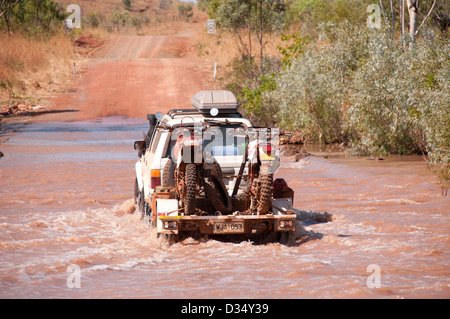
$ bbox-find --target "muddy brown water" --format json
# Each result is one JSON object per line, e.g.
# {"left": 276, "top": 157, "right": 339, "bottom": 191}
{"left": 0, "top": 117, "right": 448, "bottom": 299}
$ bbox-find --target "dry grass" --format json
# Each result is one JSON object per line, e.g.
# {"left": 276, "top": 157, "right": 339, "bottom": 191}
{"left": 194, "top": 28, "right": 279, "bottom": 64}
{"left": 0, "top": 35, "right": 47, "bottom": 93}
{"left": 185, "top": 11, "right": 288, "bottom": 80}
{"left": 188, "top": 22, "right": 287, "bottom": 90}
{"left": 0, "top": 33, "right": 79, "bottom": 104}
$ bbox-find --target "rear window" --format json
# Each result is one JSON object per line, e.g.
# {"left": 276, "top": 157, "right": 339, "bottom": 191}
{"left": 205, "top": 125, "right": 246, "bottom": 156}
{"left": 165, "top": 125, "right": 247, "bottom": 158}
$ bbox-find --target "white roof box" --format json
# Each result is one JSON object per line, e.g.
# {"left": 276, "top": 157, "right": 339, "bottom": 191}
{"left": 191, "top": 90, "right": 239, "bottom": 113}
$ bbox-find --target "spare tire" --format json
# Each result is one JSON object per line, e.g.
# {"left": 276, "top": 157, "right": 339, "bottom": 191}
{"left": 204, "top": 175, "right": 231, "bottom": 214}
{"left": 162, "top": 159, "right": 175, "bottom": 187}
{"left": 202, "top": 154, "right": 230, "bottom": 214}
{"left": 203, "top": 153, "right": 223, "bottom": 179}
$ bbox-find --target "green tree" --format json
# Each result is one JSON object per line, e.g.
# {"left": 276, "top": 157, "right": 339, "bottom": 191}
{"left": 0, "top": 0, "right": 20, "bottom": 33}
{"left": 239, "top": 32, "right": 305, "bottom": 126}
{"left": 0, "top": 0, "right": 65, "bottom": 35}
{"left": 209, "top": 0, "right": 289, "bottom": 71}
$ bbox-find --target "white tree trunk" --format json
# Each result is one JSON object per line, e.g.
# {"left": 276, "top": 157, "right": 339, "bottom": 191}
{"left": 400, "top": 0, "right": 405, "bottom": 47}
{"left": 405, "top": 0, "right": 418, "bottom": 42}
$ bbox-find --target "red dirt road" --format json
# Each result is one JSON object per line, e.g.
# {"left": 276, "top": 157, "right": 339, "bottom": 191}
{"left": 50, "top": 33, "right": 213, "bottom": 121}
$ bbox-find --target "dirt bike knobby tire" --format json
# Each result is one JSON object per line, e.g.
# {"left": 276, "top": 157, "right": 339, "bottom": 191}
{"left": 257, "top": 165, "right": 273, "bottom": 214}
{"left": 184, "top": 163, "right": 197, "bottom": 215}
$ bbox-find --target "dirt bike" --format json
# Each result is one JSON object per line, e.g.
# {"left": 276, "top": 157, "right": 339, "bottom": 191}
{"left": 235, "top": 128, "right": 281, "bottom": 215}
{"left": 162, "top": 124, "right": 231, "bottom": 215}
{"left": 249, "top": 129, "right": 278, "bottom": 214}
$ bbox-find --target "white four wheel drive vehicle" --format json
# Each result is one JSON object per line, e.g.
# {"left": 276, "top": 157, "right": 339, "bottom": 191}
{"left": 133, "top": 90, "right": 296, "bottom": 241}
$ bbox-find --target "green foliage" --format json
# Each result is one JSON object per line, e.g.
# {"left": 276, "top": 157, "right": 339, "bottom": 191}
{"left": 213, "top": 0, "right": 289, "bottom": 33}
{"left": 206, "top": 0, "right": 290, "bottom": 59}
{"left": 240, "top": 73, "right": 277, "bottom": 126}
{"left": 292, "top": 0, "right": 371, "bottom": 26}
{"left": 198, "top": 0, "right": 222, "bottom": 17}
{"left": 214, "top": 0, "right": 251, "bottom": 31}
{"left": 348, "top": 27, "right": 449, "bottom": 158}
{"left": 177, "top": 3, "right": 193, "bottom": 20}
{"left": 122, "top": 0, "right": 131, "bottom": 11}
{"left": 83, "top": 12, "right": 105, "bottom": 29}
{"left": 206, "top": 0, "right": 448, "bottom": 167}
{"left": 217, "top": 53, "right": 278, "bottom": 126}
{"left": 130, "top": 16, "right": 141, "bottom": 30}
{"left": 277, "top": 31, "right": 306, "bottom": 69}
{"left": 237, "top": 32, "right": 306, "bottom": 126}
{"left": 110, "top": 10, "right": 129, "bottom": 31}
{"left": 265, "top": 22, "right": 449, "bottom": 165}
{"left": 271, "top": 49, "right": 347, "bottom": 143}
{"left": 211, "top": 0, "right": 294, "bottom": 126}
{"left": 219, "top": 55, "right": 260, "bottom": 96}
{"left": 0, "top": 0, "right": 65, "bottom": 36}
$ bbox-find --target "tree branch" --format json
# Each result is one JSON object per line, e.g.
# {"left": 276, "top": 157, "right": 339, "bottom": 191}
{"left": 379, "top": 0, "right": 387, "bottom": 20}
{"left": 415, "top": 0, "right": 436, "bottom": 35}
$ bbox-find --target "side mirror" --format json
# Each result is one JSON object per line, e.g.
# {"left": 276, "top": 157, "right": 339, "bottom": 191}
{"left": 134, "top": 141, "right": 146, "bottom": 151}
{"left": 155, "top": 112, "right": 163, "bottom": 120}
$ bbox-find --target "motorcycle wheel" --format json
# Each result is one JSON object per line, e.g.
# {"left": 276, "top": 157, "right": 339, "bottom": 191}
{"left": 257, "top": 165, "right": 273, "bottom": 214}
{"left": 184, "top": 163, "right": 197, "bottom": 215}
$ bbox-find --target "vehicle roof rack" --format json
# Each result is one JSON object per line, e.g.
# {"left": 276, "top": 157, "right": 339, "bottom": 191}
{"left": 191, "top": 90, "right": 239, "bottom": 114}
{"left": 167, "top": 108, "right": 199, "bottom": 117}
{"left": 166, "top": 108, "right": 244, "bottom": 119}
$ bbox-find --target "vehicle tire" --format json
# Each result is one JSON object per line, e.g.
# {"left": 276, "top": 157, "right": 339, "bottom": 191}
{"left": 140, "top": 187, "right": 146, "bottom": 218}
{"left": 278, "top": 230, "right": 295, "bottom": 245}
{"left": 134, "top": 178, "right": 140, "bottom": 206}
{"left": 257, "top": 165, "right": 273, "bottom": 214}
{"left": 204, "top": 175, "right": 231, "bottom": 214}
{"left": 184, "top": 163, "right": 197, "bottom": 215}
{"left": 162, "top": 159, "right": 175, "bottom": 187}
{"left": 203, "top": 153, "right": 223, "bottom": 179}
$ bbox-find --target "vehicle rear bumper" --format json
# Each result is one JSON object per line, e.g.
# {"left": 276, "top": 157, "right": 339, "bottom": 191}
{"left": 157, "top": 214, "right": 296, "bottom": 235}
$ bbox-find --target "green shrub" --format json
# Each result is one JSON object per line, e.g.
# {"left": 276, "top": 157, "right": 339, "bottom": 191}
{"left": 177, "top": 3, "right": 193, "bottom": 20}
{"left": 123, "top": 0, "right": 131, "bottom": 11}
{"left": 110, "top": 10, "right": 129, "bottom": 31}
{"left": 0, "top": 0, "right": 66, "bottom": 37}
{"left": 263, "top": 22, "right": 449, "bottom": 164}
{"left": 83, "top": 12, "right": 105, "bottom": 29}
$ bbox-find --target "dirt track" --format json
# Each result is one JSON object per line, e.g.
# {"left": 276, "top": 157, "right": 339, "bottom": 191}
{"left": 50, "top": 33, "right": 213, "bottom": 121}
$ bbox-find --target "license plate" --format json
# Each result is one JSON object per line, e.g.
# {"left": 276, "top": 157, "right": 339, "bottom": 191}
{"left": 213, "top": 221, "right": 244, "bottom": 234}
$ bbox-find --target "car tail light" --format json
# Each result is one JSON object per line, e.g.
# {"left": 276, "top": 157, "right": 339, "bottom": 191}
{"left": 151, "top": 169, "right": 161, "bottom": 188}
{"left": 260, "top": 143, "right": 272, "bottom": 155}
